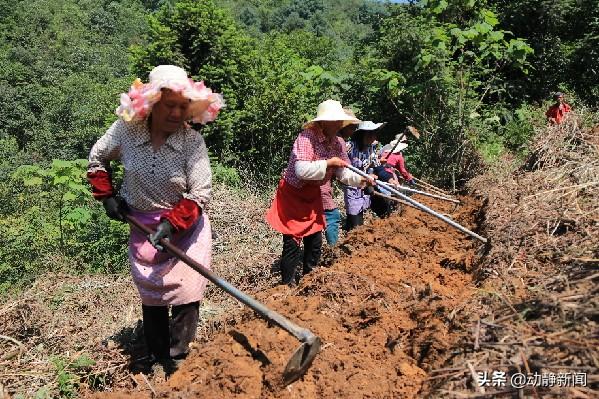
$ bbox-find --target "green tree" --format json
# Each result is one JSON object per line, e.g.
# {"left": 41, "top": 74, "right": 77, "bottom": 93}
{"left": 488, "top": 0, "right": 599, "bottom": 105}
{"left": 13, "top": 159, "right": 91, "bottom": 250}
{"left": 351, "top": 1, "right": 532, "bottom": 186}
{"left": 130, "top": 0, "right": 255, "bottom": 156}
{"left": 130, "top": 0, "right": 352, "bottom": 186}
{"left": 0, "top": 0, "right": 147, "bottom": 158}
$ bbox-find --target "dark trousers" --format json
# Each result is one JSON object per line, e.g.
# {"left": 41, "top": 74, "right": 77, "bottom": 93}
{"left": 280, "top": 232, "right": 322, "bottom": 285}
{"left": 371, "top": 194, "right": 392, "bottom": 218}
{"left": 142, "top": 301, "right": 200, "bottom": 361}
{"left": 346, "top": 212, "right": 364, "bottom": 231}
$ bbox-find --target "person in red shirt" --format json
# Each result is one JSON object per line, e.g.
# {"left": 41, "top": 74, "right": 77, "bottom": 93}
{"left": 380, "top": 137, "right": 415, "bottom": 187}
{"left": 546, "top": 92, "right": 571, "bottom": 125}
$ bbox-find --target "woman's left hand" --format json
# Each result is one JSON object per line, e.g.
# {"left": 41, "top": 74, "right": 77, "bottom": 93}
{"left": 148, "top": 220, "right": 174, "bottom": 252}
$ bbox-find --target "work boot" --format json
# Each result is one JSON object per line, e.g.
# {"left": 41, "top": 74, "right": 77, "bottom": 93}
{"left": 161, "top": 358, "right": 179, "bottom": 377}
{"left": 280, "top": 235, "right": 301, "bottom": 285}
{"left": 170, "top": 302, "right": 199, "bottom": 360}
{"left": 142, "top": 305, "right": 170, "bottom": 361}
{"left": 130, "top": 355, "right": 155, "bottom": 374}
{"left": 149, "top": 357, "right": 179, "bottom": 380}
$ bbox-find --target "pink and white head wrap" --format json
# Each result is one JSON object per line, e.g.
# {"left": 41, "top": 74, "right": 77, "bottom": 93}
{"left": 116, "top": 65, "right": 225, "bottom": 124}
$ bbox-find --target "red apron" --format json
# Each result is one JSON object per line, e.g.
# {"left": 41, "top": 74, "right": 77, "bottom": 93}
{"left": 265, "top": 179, "right": 325, "bottom": 241}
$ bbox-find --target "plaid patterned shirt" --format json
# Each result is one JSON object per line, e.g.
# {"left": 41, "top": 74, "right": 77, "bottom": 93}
{"left": 283, "top": 126, "right": 350, "bottom": 191}
{"left": 347, "top": 140, "right": 383, "bottom": 172}
{"left": 320, "top": 179, "right": 336, "bottom": 211}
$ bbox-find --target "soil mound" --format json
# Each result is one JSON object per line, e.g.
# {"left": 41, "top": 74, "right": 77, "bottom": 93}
{"left": 96, "top": 196, "right": 483, "bottom": 398}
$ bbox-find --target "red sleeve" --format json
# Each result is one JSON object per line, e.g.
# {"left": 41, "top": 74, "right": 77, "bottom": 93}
{"left": 564, "top": 103, "right": 571, "bottom": 112}
{"left": 386, "top": 153, "right": 400, "bottom": 168}
{"left": 87, "top": 170, "right": 113, "bottom": 200}
{"left": 396, "top": 153, "right": 413, "bottom": 181}
{"left": 162, "top": 198, "right": 201, "bottom": 231}
{"left": 546, "top": 105, "right": 556, "bottom": 118}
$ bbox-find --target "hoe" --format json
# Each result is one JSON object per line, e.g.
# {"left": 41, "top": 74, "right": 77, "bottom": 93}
{"left": 125, "top": 214, "right": 321, "bottom": 385}
{"left": 347, "top": 165, "right": 488, "bottom": 244}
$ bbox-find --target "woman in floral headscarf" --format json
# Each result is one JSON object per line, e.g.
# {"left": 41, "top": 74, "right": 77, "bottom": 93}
{"left": 87, "top": 65, "right": 224, "bottom": 371}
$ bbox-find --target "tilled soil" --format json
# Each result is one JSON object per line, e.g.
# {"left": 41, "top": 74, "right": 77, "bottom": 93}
{"left": 97, "top": 195, "right": 484, "bottom": 398}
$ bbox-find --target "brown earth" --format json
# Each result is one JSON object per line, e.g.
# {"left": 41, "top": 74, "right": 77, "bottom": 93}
{"left": 93, "top": 195, "right": 485, "bottom": 398}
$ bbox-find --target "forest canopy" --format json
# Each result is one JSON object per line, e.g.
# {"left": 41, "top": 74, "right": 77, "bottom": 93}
{"left": 0, "top": 0, "right": 597, "bottom": 292}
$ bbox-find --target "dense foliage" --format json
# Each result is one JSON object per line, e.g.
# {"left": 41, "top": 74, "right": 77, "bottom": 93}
{"left": 0, "top": 0, "right": 597, "bottom": 293}
{"left": 351, "top": 1, "right": 539, "bottom": 184}
{"left": 0, "top": 0, "right": 149, "bottom": 292}
{"left": 489, "top": 0, "right": 599, "bottom": 106}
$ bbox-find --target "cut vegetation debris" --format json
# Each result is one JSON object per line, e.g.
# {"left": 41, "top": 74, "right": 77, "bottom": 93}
{"left": 430, "top": 118, "right": 598, "bottom": 398}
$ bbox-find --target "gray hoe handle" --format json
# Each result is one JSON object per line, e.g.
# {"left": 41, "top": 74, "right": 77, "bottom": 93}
{"left": 347, "top": 165, "right": 487, "bottom": 243}
{"left": 125, "top": 215, "right": 322, "bottom": 385}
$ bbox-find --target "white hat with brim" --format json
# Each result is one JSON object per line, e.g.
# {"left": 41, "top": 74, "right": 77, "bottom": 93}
{"left": 385, "top": 140, "right": 409, "bottom": 154}
{"left": 356, "top": 121, "right": 387, "bottom": 131}
{"left": 149, "top": 65, "right": 225, "bottom": 123}
{"left": 304, "top": 99, "right": 360, "bottom": 128}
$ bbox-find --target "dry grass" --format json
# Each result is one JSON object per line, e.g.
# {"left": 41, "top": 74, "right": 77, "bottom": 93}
{"left": 426, "top": 114, "right": 599, "bottom": 397}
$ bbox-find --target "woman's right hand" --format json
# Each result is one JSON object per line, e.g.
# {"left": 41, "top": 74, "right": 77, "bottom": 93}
{"left": 326, "top": 157, "right": 348, "bottom": 168}
{"left": 102, "top": 196, "right": 129, "bottom": 222}
{"left": 360, "top": 174, "right": 377, "bottom": 188}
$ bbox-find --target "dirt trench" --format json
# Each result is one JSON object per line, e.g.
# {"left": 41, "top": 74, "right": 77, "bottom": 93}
{"left": 96, "top": 195, "right": 484, "bottom": 398}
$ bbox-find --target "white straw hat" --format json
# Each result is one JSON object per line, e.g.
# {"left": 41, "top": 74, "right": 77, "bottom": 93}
{"left": 386, "top": 139, "right": 409, "bottom": 153}
{"left": 305, "top": 99, "right": 360, "bottom": 128}
{"left": 116, "top": 65, "right": 225, "bottom": 124}
{"left": 148, "top": 65, "right": 188, "bottom": 87}
{"left": 356, "top": 121, "right": 387, "bottom": 131}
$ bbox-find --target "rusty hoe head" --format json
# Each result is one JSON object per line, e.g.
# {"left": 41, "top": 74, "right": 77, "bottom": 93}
{"left": 406, "top": 125, "right": 421, "bottom": 139}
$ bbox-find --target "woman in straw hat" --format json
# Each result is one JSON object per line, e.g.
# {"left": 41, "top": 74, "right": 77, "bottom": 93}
{"left": 344, "top": 121, "right": 390, "bottom": 230}
{"left": 87, "top": 65, "right": 224, "bottom": 371}
{"left": 380, "top": 134, "right": 415, "bottom": 186}
{"left": 266, "top": 99, "right": 373, "bottom": 286}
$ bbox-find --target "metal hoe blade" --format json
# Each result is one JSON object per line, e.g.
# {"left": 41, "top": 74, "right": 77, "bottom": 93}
{"left": 283, "top": 334, "right": 322, "bottom": 385}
